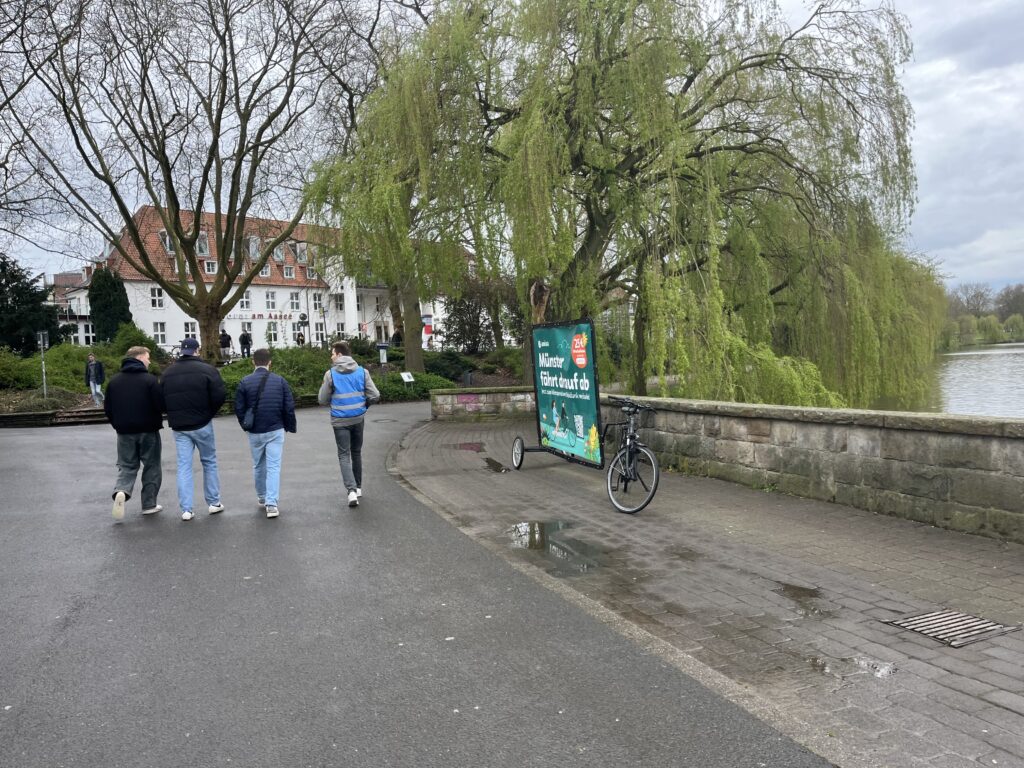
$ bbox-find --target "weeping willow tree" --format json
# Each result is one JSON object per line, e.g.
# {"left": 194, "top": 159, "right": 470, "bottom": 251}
{"left": 312, "top": 0, "right": 945, "bottom": 406}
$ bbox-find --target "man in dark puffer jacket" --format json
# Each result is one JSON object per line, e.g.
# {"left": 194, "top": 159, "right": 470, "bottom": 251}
{"left": 234, "top": 348, "right": 297, "bottom": 518}
{"left": 104, "top": 346, "right": 164, "bottom": 522}
{"left": 160, "top": 337, "right": 227, "bottom": 521}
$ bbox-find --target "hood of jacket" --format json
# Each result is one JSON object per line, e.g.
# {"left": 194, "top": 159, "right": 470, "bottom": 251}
{"left": 119, "top": 357, "right": 150, "bottom": 374}
{"left": 331, "top": 356, "right": 360, "bottom": 374}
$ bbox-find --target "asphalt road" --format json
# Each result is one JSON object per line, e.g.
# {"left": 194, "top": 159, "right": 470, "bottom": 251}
{"left": 0, "top": 403, "right": 831, "bottom": 767}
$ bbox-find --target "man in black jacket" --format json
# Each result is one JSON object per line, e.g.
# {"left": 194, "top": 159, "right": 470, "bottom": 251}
{"left": 160, "top": 337, "right": 227, "bottom": 521}
{"left": 234, "top": 348, "right": 297, "bottom": 518}
{"left": 104, "top": 346, "right": 164, "bottom": 522}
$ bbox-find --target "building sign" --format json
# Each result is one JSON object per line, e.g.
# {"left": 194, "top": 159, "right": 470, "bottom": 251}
{"left": 531, "top": 319, "right": 603, "bottom": 468}
{"left": 225, "top": 312, "right": 295, "bottom": 321}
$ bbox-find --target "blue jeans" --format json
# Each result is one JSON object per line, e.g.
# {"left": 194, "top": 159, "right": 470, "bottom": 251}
{"left": 248, "top": 429, "right": 285, "bottom": 506}
{"left": 89, "top": 380, "right": 104, "bottom": 406}
{"left": 332, "top": 420, "right": 364, "bottom": 492}
{"left": 173, "top": 422, "right": 221, "bottom": 513}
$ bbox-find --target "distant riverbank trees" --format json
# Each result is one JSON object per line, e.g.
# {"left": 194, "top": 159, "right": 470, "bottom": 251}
{"left": 310, "top": 0, "right": 945, "bottom": 409}
{"left": 940, "top": 283, "right": 1024, "bottom": 349}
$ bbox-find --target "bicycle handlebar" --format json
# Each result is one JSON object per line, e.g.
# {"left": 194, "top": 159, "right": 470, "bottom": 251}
{"left": 606, "top": 395, "right": 656, "bottom": 412}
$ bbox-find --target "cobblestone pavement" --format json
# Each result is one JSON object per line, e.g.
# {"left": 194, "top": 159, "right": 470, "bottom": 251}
{"left": 393, "top": 418, "right": 1024, "bottom": 768}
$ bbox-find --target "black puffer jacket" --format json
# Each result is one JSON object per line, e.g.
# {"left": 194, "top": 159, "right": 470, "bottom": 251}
{"left": 160, "top": 356, "right": 226, "bottom": 431}
{"left": 104, "top": 358, "right": 163, "bottom": 434}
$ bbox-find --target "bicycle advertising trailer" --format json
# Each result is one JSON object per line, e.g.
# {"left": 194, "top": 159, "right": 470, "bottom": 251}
{"left": 511, "top": 319, "right": 661, "bottom": 513}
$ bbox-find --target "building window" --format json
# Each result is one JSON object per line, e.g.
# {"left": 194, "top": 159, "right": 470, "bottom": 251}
{"left": 197, "top": 231, "right": 210, "bottom": 256}
{"left": 266, "top": 321, "right": 278, "bottom": 344}
{"left": 159, "top": 230, "right": 174, "bottom": 254}
{"left": 273, "top": 243, "right": 286, "bottom": 262}
{"left": 333, "top": 293, "right": 344, "bottom": 312}
{"left": 375, "top": 296, "right": 385, "bottom": 312}
{"left": 313, "top": 293, "right": 322, "bottom": 311}
{"left": 83, "top": 323, "right": 95, "bottom": 345}
{"left": 204, "top": 261, "right": 217, "bottom": 274}
{"left": 153, "top": 322, "right": 166, "bottom": 344}
{"left": 150, "top": 287, "right": 164, "bottom": 308}
{"left": 307, "top": 265, "right": 318, "bottom": 280}
{"left": 289, "top": 292, "right": 300, "bottom": 310}
{"left": 315, "top": 322, "right": 325, "bottom": 343}
{"left": 265, "top": 291, "right": 276, "bottom": 310}
{"left": 241, "top": 321, "right": 252, "bottom": 334}
{"left": 291, "top": 322, "right": 302, "bottom": 337}
{"left": 240, "top": 290, "right": 251, "bottom": 310}
{"left": 284, "top": 265, "right": 294, "bottom": 279}
{"left": 294, "top": 241, "right": 307, "bottom": 264}
{"left": 184, "top": 322, "right": 197, "bottom": 339}
{"left": 246, "top": 235, "right": 260, "bottom": 261}
{"left": 259, "top": 263, "right": 270, "bottom": 277}
{"left": 356, "top": 293, "right": 362, "bottom": 312}
{"left": 335, "top": 322, "right": 345, "bottom": 336}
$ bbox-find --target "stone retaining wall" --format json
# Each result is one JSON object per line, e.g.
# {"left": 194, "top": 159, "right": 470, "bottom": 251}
{"left": 431, "top": 386, "right": 1024, "bottom": 543}
{"left": 627, "top": 397, "right": 1024, "bottom": 545}
{"left": 430, "top": 386, "right": 536, "bottom": 420}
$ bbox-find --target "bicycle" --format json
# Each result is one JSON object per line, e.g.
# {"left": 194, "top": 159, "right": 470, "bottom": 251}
{"left": 602, "top": 396, "right": 660, "bottom": 514}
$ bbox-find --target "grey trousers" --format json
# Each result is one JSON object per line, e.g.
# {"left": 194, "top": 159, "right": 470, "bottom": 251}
{"left": 114, "top": 432, "right": 162, "bottom": 509}
{"left": 332, "top": 421, "right": 365, "bottom": 492}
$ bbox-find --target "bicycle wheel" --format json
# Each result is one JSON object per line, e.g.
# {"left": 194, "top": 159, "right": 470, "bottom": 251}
{"left": 568, "top": 428, "right": 576, "bottom": 448}
{"left": 511, "top": 436, "right": 525, "bottom": 470}
{"left": 606, "top": 445, "right": 659, "bottom": 514}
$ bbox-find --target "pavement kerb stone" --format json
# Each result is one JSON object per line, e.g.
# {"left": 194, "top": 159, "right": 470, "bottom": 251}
{"left": 391, "top": 417, "right": 1024, "bottom": 768}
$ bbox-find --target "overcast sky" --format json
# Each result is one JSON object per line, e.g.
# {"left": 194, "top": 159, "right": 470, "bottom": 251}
{"left": 15, "top": 0, "right": 1024, "bottom": 290}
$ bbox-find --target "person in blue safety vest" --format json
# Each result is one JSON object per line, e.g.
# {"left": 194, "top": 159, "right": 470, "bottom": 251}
{"left": 318, "top": 340, "right": 380, "bottom": 508}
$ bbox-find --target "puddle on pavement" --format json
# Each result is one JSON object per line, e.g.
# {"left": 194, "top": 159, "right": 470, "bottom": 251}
{"left": 445, "top": 442, "right": 486, "bottom": 452}
{"left": 508, "top": 521, "right": 605, "bottom": 575}
{"left": 665, "top": 546, "right": 702, "bottom": 562}
{"left": 484, "top": 457, "right": 510, "bottom": 473}
{"left": 775, "top": 582, "right": 836, "bottom": 618}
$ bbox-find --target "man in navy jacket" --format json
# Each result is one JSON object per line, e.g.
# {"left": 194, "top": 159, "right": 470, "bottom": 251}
{"left": 104, "top": 346, "right": 164, "bottom": 521}
{"left": 234, "top": 348, "right": 297, "bottom": 518}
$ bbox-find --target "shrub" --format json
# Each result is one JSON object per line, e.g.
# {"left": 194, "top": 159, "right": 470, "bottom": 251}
{"left": 375, "top": 371, "right": 454, "bottom": 402}
{"left": 0, "top": 346, "right": 37, "bottom": 389}
{"left": 424, "top": 350, "right": 477, "bottom": 381}
{"left": 481, "top": 346, "right": 523, "bottom": 378}
{"left": 4, "top": 386, "right": 81, "bottom": 412}
{"left": 112, "top": 323, "right": 171, "bottom": 363}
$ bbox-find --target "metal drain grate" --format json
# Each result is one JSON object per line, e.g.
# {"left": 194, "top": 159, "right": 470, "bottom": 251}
{"left": 886, "top": 610, "right": 1021, "bottom": 648}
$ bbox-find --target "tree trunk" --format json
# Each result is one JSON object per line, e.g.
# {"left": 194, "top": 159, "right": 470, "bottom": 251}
{"left": 630, "top": 294, "right": 648, "bottom": 396}
{"left": 198, "top": 308, "right": 223, "bottom": 363}
{"left": 402, "top": 285, "right": 425, "bottom": 372}
{"left": 487, "top": 299, "right": 505, "bottom": 349}
{"left": 523, "top": 278, "right": 551, "bottom": 386}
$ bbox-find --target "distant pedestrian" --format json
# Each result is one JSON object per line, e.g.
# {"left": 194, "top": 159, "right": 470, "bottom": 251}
{"left": 234, "top": 348, "right": 297, "bottom": 519}
{"left": 219, "top": 329, "right": 232, "bottom": 359}
{"left": 295, "top": 331, "right": 305, "bottom": 347}
{"left": 318, "top": 340, "right": 380, "bottom": 508}
{"left": 104, "top": 346, "right": 164, "bottom": 521}
{"left": 239, "top": 330, "right": 253, "bottom": 358}
{"left": 160, "top": 337, "right": 227, "bottom": 521}
{"left": 85, "top": 352, "right": 105, "bottom": 406}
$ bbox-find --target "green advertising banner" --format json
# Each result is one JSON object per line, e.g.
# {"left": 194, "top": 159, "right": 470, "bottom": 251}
{"left": 531, "top": 319, "right": 603, "bottom": 468}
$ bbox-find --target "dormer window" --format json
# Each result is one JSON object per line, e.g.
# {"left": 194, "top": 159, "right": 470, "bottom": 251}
{"left": 197, "top": 231, "right": 210, "bottom": 256}
{"left": 204, "top": 261, "right": 217, "bottom": 275}
{"left": 159, "top": 230, "right": 174, "bottom": 254}
{"left": 259, "top": 263, "right": 270, "bottom": 277}
{"left": 294, "top": 241, "right": 307, "bottom": 264}
{"left": 273, "top": 243, "right": 287, "bottom": 262}
{"left": 284, "top": 265, "right": 295, "bottom": 279}
{"left": 246, "top": 235, "right": 260, "bottom": 261}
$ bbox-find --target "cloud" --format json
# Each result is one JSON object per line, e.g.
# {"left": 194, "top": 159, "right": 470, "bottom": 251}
{"left": 930, "top": 226, "right": 1024, "bottom": 289}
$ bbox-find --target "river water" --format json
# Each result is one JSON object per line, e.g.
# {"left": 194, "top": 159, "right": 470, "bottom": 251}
{"left": 893, "top": 343, "right": 1024, "bottom": 419}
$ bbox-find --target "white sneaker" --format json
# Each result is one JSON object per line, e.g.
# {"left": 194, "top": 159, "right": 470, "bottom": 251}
{"left": 142, "top": 504, "right": 162, "bottom": 515}
{"left": 208, "top": 503, "right": 225, "bottom": 515}
{"left": 112, "top": 491, "right": 126, "bottom": 521}
{"left": 347, "top": 490, "right": 359, "bottom": 507}
{"left": 181, "top": 510, "right": 195, "bottom": 521}
{"left": 266, "top": 505, "right": 279, "bottom": 518}
{"left": 356, "top": 488, "right": 362, "bottom": 498}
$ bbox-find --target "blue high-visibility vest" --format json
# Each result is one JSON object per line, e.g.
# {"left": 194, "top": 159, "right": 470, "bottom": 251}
{"left": 330, "top": 368, "right": 367, "bottom": 418}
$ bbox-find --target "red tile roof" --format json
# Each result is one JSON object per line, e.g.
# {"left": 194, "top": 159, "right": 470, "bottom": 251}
{"left": 104, "top": 205, "right": 331, "bottom": 289}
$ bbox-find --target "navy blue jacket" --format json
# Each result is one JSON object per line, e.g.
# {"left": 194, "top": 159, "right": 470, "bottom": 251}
{"left": 234, "top": 368, "right": 297, "bottom": 434}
